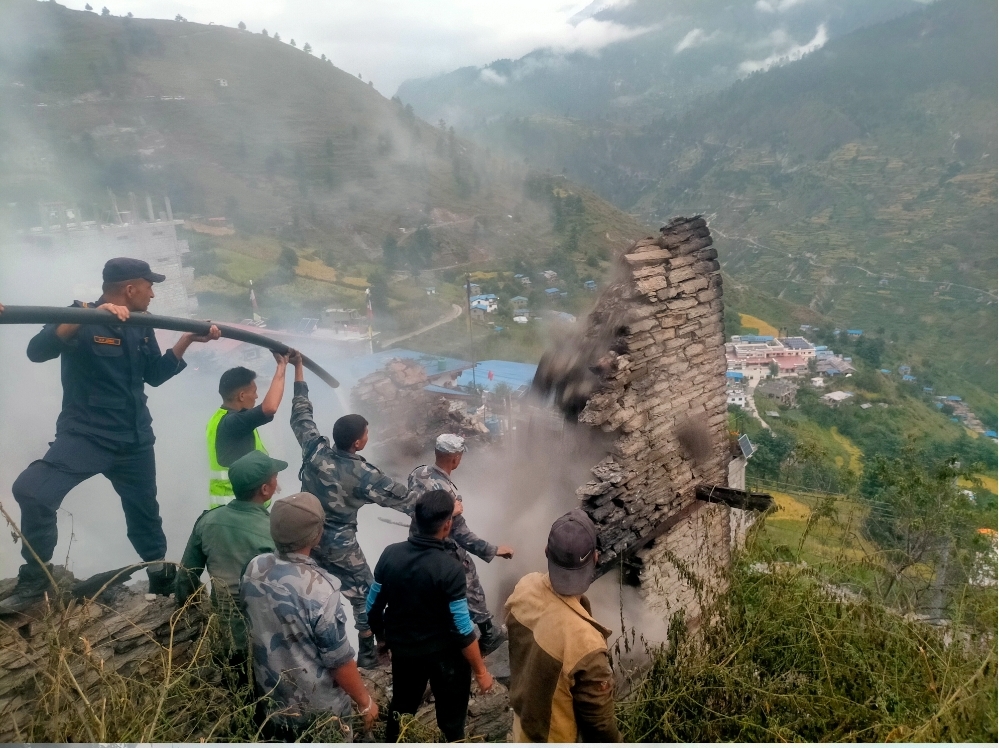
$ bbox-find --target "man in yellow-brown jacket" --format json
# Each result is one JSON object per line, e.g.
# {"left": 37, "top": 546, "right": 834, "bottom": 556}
{"left": 504, "top": 509, "right": 622, "bottom": 742}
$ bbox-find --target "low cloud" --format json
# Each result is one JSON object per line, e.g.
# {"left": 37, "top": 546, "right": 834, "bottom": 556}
{"left": 754, "top": 0, "right": 814, "bottom": 13}
{"left": 479, "top": 68, "right": 508, "bottom": 85}
{"left": 738, "top": 23, "right": 827, "bottom": 73}
{"left": 674, "top": 28, "right": 720, "bottom": 54}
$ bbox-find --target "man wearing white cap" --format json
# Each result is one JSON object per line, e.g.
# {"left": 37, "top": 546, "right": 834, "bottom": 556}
{"left": 407, "top": 433, "right": 514, "bottom": 656}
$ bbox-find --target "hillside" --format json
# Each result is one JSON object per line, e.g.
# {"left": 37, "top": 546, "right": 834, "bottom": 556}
{"left": 402, "top": 0, "right": 998, "bottom": 417}
{"left": 0, "top": 1, "right": 648, "bottom": 337}
{"left": 627, "top": 0, "right": 997, "bottom": 415}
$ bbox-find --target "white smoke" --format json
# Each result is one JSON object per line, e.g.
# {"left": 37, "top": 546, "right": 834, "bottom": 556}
{"left": 738, "top": 23, "right": 828, "bottom": 73}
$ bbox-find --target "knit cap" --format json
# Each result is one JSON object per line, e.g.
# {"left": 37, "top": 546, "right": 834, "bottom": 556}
{"left": 270, "top": 492, "right": 325, "bottom": 553}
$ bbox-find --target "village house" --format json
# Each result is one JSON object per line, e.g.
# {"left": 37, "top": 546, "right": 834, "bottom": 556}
{"left": 822, "top": 390, "right": 854, "bottom": 407}
{"left": 756, "top": 378, "right": 798, "bottom": 406}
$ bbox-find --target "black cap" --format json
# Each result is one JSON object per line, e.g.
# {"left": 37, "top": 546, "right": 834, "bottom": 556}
{"left": 546, "top": 508, "right": 598, "bottom": 596}
{"left": 103, "top": 257, "right": 166, "bottom": 284}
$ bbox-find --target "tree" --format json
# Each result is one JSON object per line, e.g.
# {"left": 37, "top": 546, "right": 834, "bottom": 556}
{"left": 101, "top": 6, "right": 110, "bottom": 16}
{"left": 278, "top": 246, "right": 299, "bottom": 271}
{"left": 768, "top": 361, "right": 780, "bottom": 378}
{"left": 289, "top": 39, "right": 296, "bottom": 47}
{"left": 175, "top": 14, "right": 186, "bottom": 22}
{"left": 85, "top": 3, "right": 93, "bottom": 10}
{"left": 127, "top": 11, "right": 133, "bottom": 17}
{"left": 367, "top": 269, "right": 390, "bottom": 314}
{"left": 261, "top": 28, "right": 268, "bottom": 36}
{"left": 860, "top": 451, "right": 982, "bottom": 603}
{"left": 382, "top": 234, "right": 400, "bottom": 270}
{"left": 320, "top": 53, "right": 326, "bottom": 62}
{"left": 273, "top": 32, "right": 280, "bottom": 41}
{"left": 303, "top": 42, "right": 312, "bottom": 55}
{"left": 408, "top": 227, "right": 436, "bottom": 275}
{"left": 237, "top": 21, "right": 245, "bottom": 30}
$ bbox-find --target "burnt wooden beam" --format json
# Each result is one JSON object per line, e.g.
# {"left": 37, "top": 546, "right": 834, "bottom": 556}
{"left": 696, "top": 484, "right": 774, "bottom": 513}
{"left": 594, "top": 499, "right": 703, "bottom": 580}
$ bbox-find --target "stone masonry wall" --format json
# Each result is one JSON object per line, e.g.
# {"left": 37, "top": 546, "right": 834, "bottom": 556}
{"left": 567, "top": 216, "right": 732, "bottom": 625}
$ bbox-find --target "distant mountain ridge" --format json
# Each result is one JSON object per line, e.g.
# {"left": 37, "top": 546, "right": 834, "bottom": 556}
{"left": 398, "top": 0, "right": 922, "bottom": 129}
{"left": 400, "top": 0, "right": 997, "bottom": 412}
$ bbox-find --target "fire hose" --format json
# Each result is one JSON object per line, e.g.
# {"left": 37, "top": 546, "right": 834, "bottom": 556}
{"left": 0, "top": 305, "right": 340, "bottom": 388}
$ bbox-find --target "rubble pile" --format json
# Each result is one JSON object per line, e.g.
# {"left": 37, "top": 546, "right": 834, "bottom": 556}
{"left": 0, "top": 570, "right": 206, "bottom": 741}
{"left": 352, "top": 358, "right": 489, "bottom": 456}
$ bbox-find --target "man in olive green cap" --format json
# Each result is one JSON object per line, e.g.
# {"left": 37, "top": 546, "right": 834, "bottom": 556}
{"left": 176, "top": 449, "right": 288, "bottom": 685}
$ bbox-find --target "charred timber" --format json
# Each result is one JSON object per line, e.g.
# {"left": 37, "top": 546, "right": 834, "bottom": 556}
{"left": 0, "top": 305, "right": 339, "bottom": 387}
{"left": 695, "top": 484, "right": 774, "bottom": 513}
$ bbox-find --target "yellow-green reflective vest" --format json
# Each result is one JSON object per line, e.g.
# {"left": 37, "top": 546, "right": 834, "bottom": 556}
{"left": 206, "top": 407, "right": 266, "bottom": 509}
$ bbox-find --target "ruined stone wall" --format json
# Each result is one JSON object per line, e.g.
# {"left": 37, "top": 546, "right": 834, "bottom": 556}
{"left": 570, "top": 216, "right": 732, "bottom": 626}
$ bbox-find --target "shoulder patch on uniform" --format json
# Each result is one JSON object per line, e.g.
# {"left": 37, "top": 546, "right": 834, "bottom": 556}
{"left": 94, "top": 336, "right": 121, "bottom": 345}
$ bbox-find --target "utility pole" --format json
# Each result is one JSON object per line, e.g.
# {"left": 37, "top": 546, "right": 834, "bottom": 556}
{"left": 465, "top": 273, "right": 477, "bottom": 388}
{"left": 365, "top": 287, "right": 374, "bottom": 355}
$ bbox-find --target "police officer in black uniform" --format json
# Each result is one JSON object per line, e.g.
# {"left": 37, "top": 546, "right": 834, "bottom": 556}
{"left": 0, "top": 258, "right": 221, "bottom": 614}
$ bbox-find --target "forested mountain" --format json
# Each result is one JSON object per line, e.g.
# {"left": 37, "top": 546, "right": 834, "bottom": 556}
{"left": 0, "top": 0, "right": 646, "bottom": 332}
{"left": 400, "top": 0, "right": 997, "bottom": 413}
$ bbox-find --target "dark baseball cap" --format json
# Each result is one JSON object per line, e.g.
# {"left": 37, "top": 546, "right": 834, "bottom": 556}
{"left": 228, "top": 450, "right": 288, "bottom": 497}
{"left": 103, "top": 257, "right": 166, "bottom": 284}
{"left": 546, "top": 508, "right": 598, "bottom": 596}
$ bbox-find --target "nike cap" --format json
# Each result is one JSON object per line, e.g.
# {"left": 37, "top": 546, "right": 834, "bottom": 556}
{"left": 546, "top": 508, "right": 598, "bottom": 596}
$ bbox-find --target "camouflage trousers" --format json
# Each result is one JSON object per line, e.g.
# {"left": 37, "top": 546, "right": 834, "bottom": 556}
{"left": 454, "top": 545, "right": 491, "bottom": 625}
{"left": 311, "top": 526, "right": 374, "bottom": 633}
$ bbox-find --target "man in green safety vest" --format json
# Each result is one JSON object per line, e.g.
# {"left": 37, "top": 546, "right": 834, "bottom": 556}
{"left": 207, "top": 351, "right": 296, "bottom": 508}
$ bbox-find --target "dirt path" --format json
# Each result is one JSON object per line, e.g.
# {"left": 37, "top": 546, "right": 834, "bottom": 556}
{"left": 379, "top": 303, "right": 463, "bottom": 346}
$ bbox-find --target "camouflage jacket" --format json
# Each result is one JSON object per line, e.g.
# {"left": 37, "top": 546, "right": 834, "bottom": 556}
{"left": 241, "top": 551, "right": 354, "bottom": 724}
{"left": 291, "top": 382, "right": 413, "bottom": 538}
{"left": 407, "top": 464, "right": 497, "bottom": 563}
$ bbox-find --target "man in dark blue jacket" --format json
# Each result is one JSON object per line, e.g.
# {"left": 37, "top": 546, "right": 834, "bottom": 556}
{"left": 367, "top": 489, "right": 494, "bottom": 742}
{"left": 0, "top": 258, "right": 220, "bottom": 614}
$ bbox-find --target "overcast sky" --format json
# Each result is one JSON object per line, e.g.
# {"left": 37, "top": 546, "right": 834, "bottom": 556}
{"left": 58, "top": 0, "right": 645, "bottom": 94}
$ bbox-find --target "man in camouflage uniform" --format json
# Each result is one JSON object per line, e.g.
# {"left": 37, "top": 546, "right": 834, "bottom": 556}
{"left": 408, "top": 433, "right": 514, "bottom": 656}
{"left": 290, "top": 355, "right": 414, "bottom": 668}
{"left": 241, "top": 492, "right": 377, "bottom": 739}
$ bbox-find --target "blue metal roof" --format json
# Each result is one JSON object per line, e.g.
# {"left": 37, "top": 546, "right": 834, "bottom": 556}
{"left": 726, "top": 371, "right": 745, "bottom": 379}
{"left": 336, "top": 349, "right": 472, "bottom": 389}
{"left": 902, "top": 375, "right": 917, "bottom": 382}
{"left": 985, "top": 430, "right": 997, "bottom": 438}
{"left": 545, "top": 287, "right": 560, "bottom": 294}
{"left": 847, "top": 329, "right": 863, "bottom": 335}
{"left": 947, "top": 395, "right": 962, "bottom": 401}
{"left": 456, "top": 360, "right": 538, "bottom": 393}
{"left": 511, "top": 296, "right": 528, "bottom": 302}
{"left": 424, "top": 384, "right": 476, "bottom": 398}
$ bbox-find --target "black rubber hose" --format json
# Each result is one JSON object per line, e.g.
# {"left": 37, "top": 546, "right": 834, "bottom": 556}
{"left": 0, "top": 305, "right": 340, "bottom": 388}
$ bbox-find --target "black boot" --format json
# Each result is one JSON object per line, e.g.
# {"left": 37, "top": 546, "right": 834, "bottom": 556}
{"left": 147, "top": 562, "right": 177, "bottom": 596}
{"left": 477, "top": 619, "right": 507, "bottom": 657}
{"left": 0, "top": 563, "right": 55, "bottom": 615}
{"left": 357, "top": 632, "right": 378, "bottom": 669}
